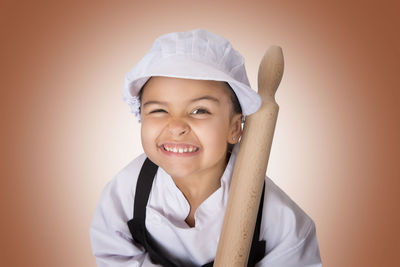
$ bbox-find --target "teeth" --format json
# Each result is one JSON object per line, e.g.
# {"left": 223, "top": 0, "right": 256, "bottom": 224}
{"left": 163, "top": 145, "right": 198, "bottom": 153}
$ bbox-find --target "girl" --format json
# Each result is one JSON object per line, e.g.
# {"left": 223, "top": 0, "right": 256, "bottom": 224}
{"left": 90, "top": 29, "right": 322, "bottom": 267}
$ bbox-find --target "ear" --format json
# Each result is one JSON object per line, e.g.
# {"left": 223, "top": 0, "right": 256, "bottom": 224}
{"left": 227, "top": 114, "right": 243, "bottom": 144}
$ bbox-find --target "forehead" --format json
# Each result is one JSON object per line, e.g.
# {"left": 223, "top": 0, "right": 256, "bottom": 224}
{"left": 141, "top": 76, "right": 231, "bottom": 101}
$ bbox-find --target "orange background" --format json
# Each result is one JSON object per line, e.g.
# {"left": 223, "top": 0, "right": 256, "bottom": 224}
{"left": 1, "top": 0, "right": 399, "bottom": 266}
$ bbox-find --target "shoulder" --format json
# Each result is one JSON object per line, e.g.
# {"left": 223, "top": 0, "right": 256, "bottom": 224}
{"left": 94, "top": 153, "right": 148, "bottom": 224}
{"left": 261, "top": 176, "right": 316, "bottom": 248}
{"left": 106, "top": 153, "right": 147, "bottom": 196}
{"left": 90, "top": 154, "right": 150, "bottom": 262}
{"left": 114, "top": 153, "right": 148, "bottom": 185}
{"left": 258, "top": 177, "right": 322, "bottom": 264}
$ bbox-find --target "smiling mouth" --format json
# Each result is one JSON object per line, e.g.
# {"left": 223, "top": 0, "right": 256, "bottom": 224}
{"left": 161, "top": 143, "right": 200, "bottom": 154}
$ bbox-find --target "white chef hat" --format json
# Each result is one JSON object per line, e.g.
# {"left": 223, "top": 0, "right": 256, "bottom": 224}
{"left": 123, "top": 29, "right": 261, "bottom": 120}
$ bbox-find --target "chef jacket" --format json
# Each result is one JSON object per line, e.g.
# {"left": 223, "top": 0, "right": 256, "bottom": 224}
{"left": 90, "top": 146, "right": 322, "bottom": 266}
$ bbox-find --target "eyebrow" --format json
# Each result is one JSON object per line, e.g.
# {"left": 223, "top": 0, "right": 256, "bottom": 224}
{"left": 190, "top": 96, "right": 220, "bottom": 104}
{"left": 142, "top": 96, "right": 220, "bottom": 107}
{"left": 142, "top": 100, "right": 167, "bottom": 107}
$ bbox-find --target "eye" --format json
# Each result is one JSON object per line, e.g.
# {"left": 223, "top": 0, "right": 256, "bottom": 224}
{"left": 191, "top": 108, "right": 211, "bottom": 115}
{"left": 149, "top": 109, "right": 167, "bottom": 114}
{"left": 147, "top": 108, "right": 168, "bottom": 115}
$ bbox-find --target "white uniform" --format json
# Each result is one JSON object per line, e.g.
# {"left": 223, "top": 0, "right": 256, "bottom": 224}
{"left": 90, "top": 146, "right": 322, "bottom": 267}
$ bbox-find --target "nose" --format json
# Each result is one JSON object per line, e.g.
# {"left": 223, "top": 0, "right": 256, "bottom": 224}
{"left": 167, "top": 119, "right": 190, "bottom": 137}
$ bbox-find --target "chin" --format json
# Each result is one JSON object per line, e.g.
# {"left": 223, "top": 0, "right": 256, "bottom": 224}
{"left": 160, "top": 163, "right": 196, "bottom": 179}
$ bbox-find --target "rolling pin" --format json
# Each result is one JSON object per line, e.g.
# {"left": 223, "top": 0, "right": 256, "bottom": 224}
{"left": 214, "top": 46, "right": 284, "bottom": 266}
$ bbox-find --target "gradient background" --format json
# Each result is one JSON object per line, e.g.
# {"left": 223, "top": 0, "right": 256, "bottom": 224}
{"left": 1, "top": 0, "right": 399, "bottom": 266}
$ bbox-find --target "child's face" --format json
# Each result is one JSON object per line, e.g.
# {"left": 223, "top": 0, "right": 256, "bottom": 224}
{"left": 140, "top": 77, "right": 242, "bottom": 181}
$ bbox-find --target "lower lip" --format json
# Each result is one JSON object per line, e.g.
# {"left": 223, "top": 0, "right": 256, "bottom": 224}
{"left": 159, "top": 147, "right": 201, "bottom": 157}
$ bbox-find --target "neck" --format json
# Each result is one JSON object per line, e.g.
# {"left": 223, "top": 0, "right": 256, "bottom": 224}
{"left": 172, "top": 152, "right": 231, "bottom": 227}
{"left": 173, "top": 161, "right": 225, "bottom": 205}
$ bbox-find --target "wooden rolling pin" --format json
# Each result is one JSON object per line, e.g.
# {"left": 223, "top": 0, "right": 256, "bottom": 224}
{"left": 214, "top": 46, "right": 284, "bottom": 266}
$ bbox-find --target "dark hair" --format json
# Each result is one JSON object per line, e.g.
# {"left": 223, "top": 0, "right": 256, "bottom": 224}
{"left": 225, "top": 82, "right": 242, "bottom": 115}
{"left": 224, "top": 82, "right": 242, "bottom": 153}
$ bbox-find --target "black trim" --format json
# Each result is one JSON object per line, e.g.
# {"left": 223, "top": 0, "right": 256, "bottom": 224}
{"left": 127, "top": 158, "right": 266, "bottom": 267}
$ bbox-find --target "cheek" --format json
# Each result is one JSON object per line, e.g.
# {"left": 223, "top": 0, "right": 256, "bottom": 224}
{"left": 195, "top": 118, "right": 230, "bottom": 151}
{"left": 140, "top": 120, "right": 161, "bottom": 153}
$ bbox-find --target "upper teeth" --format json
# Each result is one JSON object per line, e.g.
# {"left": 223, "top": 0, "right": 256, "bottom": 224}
{"left": 163, "top": 145, "right": 198, "bottom": 153}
